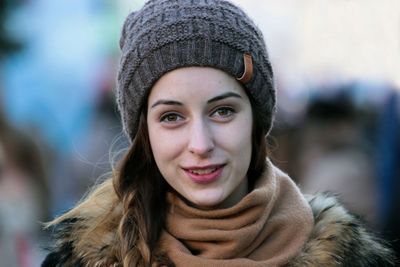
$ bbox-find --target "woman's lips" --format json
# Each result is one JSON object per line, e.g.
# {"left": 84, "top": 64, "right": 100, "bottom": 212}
{"left": 183, "top": 164, "right": 225, "bottom": 184}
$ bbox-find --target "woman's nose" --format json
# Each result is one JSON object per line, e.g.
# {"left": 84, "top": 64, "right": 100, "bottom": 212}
{"left": 188, "top": 119, "right": 215, "bottom": 156}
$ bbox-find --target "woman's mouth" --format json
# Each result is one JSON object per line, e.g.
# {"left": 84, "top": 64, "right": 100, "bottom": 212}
{"left": 188, "top": 167, "right": 218, "bottom": 175}
{"left": 183, "top": 165, "right": 225, "bottom": 184}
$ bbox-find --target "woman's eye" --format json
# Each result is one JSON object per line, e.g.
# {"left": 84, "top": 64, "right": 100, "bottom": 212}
{"left": 211, "top": 107, "right": 235, "bottom": 118}
{"left": 160, "top": 113, "right": 183, "bottom": 123}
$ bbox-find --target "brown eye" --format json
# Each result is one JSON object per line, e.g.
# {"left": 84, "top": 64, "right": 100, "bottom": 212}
{"left": 160, "top": 112, "right": 184, "bottom": 123}
{"left": 211, "top": 107, "right": 235, "bottom": 118}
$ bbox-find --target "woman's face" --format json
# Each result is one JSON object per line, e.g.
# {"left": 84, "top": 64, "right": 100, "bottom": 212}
{"left": 147, "top": 67, "right": 253, "bottom": 209}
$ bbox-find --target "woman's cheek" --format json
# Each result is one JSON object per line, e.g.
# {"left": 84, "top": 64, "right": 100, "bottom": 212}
{"left": 214, "top": 120, "right": 252, "bottom": 151}
{"left": 154, "top": 128, "right": 188, "bottom": 160}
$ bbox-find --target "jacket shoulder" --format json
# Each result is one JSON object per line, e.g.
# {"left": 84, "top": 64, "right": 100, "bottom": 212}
{"left": 42, "top": 218, "right": 85, "bottom": 267}
{"left": 42, "top": 180, "right": 122, "bottom": 266}
{"left": 288, "top": 193, "right": 397, "bottom": 267}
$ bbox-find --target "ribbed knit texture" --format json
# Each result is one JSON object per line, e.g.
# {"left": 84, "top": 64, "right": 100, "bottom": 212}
{"left": 160, "top": 160, "right": 314, "bottom": 266}
{"left": 117, "top": 0, "right": 276, "bottom": 141}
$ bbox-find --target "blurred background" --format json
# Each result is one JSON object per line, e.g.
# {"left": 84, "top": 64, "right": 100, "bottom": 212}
{"left": 0, "top": 0, "right": 399, "bottom": 266}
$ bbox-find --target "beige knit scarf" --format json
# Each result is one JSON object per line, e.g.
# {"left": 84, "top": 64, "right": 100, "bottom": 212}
{"left": 159, "top": 160, "right": 314, "bottom": 267}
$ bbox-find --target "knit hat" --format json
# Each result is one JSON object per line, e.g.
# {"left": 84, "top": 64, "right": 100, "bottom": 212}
{"left": 117, "top": 0, "right": 276, "bottom": 141}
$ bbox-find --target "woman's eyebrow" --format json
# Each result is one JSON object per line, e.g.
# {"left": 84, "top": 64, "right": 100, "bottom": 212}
{"left": 207, "top": 92, "right": 242, "bottom": 103}
{"left": 150, "top": 99, "right": 183, "bottom": 109}
{"left": 150, "top": 92, "right": 241, "bottom": 108}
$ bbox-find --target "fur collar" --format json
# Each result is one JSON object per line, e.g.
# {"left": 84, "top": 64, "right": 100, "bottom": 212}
{"left": 42, "top": 188, "right": 395, "bottom": 266}
{"left": 287, "top": 194, "right": 395, "bottom": 266}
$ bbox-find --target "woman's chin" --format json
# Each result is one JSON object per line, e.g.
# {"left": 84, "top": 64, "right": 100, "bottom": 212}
{"left": 185, "top": 191, "right": 225, "bottom": 210}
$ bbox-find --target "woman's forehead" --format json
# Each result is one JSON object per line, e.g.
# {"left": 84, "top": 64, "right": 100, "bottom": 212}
{"left": 148, "top": 67, "right": 248, "bottom": 103}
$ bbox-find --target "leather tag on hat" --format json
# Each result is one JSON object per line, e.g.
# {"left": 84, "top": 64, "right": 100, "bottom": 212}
{"left": 237, "top": 53, "right": 253, "bottom": 84}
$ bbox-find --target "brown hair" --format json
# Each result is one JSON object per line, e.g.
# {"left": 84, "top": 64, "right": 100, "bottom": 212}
{"left": 113, "top": 112, "right": 170, "bottom": 266}
{"left": 113, "top": 92, "right": 268, "bottom": 266}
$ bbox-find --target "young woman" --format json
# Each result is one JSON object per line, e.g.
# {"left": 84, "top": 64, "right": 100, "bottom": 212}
{"left": 42, "top": 0, "right": 395, "bottom": 266}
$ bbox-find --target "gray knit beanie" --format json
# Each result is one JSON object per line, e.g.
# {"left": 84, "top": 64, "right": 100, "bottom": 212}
{"left": 117, "top": 0, "right": 276, "bottom": 141}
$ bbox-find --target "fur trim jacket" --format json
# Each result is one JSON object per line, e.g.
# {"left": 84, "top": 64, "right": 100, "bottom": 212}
{"left": 42, "top": 187, "right": 396, "bottom": 267}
